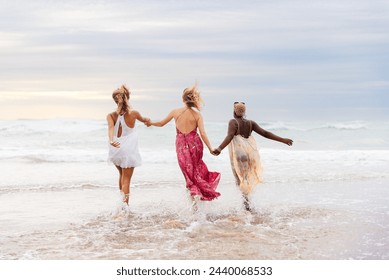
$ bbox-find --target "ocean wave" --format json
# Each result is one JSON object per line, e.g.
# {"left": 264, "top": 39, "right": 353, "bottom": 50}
{"left": 0, "top": 119, "right": 106, "bottom": 135}
{"left": 0, "top": 183, "right": 114, "bottom": 194}
{"left": 260, "top": 121, "right": 295, "bottom": 131}
{"left": 264, "top": 173, "right": 389, "bottom": 184}
{"left": 0, "top": 154, "right": 106, "bottom": 164}
{"left": 242, "top": 120, "right": 370, "bottom": 132}
{"left": 312, "top": 121, "right": 368, "bottom": 131}
{"left": 0, "top": 181, "right": 182, "bottom": 195}
{"left": 1, "top": 119, "right": 388, "bottom": 165}
{"left": 0, "top": 149, "right": 179, "bottom": 164}
{"left": 0, "top": 119, "right": 374, "bottom": 134}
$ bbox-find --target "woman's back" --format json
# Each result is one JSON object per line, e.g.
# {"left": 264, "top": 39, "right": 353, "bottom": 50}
{"left": 234, "top": 118, "right": 253, "bottom": 138}
{"left": 110, "top": 111, "right": 137, "bottom": 127}
{"left": 174, "top": 107, "right": 199, "bottom": 134}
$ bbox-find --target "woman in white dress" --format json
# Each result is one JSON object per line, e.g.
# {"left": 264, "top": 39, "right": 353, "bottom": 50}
{"left": 107, "top": 85, "right": 149, "bottom": 204}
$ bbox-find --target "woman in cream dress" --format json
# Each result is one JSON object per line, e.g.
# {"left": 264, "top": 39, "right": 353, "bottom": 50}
{"left": 213, "top": 102, "right": 293, "bottom": 211}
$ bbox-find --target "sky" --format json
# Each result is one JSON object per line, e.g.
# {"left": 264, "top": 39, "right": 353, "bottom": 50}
{"left": 0, "top": 0, "right": 388, "bottom": 121}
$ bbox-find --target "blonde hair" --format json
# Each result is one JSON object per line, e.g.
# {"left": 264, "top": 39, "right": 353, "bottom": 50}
{"left": 182, "top": 84, "right": 204, "bottom": 110}
{"left": 112, "top": 85, "right": 131, "bottom": 115}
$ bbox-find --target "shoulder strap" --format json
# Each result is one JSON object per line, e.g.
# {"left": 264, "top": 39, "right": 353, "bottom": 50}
{"left": 176, "top": 108, "right": 189, "bottom": 122}
{"left": 188, "top": 108, "right": 199, "bottom": 122}
{"left": 117, "top": 114, "right": 125, "bottom": 125}
{"left": 234, "top": 118, "right": 240, "bottom": 135}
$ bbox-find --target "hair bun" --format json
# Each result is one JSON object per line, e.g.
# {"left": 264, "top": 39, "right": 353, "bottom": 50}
{"left": 234, "top": 103, "right": 246, "bottom": 117}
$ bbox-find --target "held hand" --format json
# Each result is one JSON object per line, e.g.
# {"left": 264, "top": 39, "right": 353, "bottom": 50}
{"left": 144, "top": 119, "right": 152, "bottom": 127}
{"left": 211, "top": 148, "right": 221, "bottom": 156}
{"left": 284, "top": 138, "right": 293, "bottom": 146}
{"left": 110, "top": 141, "right": 120, "bottom": 148}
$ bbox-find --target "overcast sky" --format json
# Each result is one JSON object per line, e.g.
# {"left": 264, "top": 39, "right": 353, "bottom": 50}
{"left": 0, "top": 0, "right": 388, "bottom": 121}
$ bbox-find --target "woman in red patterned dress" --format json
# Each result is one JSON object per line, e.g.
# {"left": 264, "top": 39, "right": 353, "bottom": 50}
{"left": 146, "top": 85, "right": 220, "bottom": 207}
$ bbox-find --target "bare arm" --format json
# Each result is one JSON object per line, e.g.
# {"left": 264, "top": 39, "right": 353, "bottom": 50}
{"left": 133, "top": 110, "right": 150, "bottom": 123}
{"left": 149, "top": 110, "right": 175, "bottom": 127}
{"left": 252, "top": 121, "right": 293, "bottom": 146}
{"left": 215, "top": 119, "right": 238, "bottom": 153}
{"left": 197, "top": 114, "right": 213, "bottom": 152}
{"left": 106, "top": 113, "right": 120, "bottom": 147}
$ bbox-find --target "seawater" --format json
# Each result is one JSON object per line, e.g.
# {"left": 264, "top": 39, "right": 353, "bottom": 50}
{"left": 0, "top": 119, "right": 388, "bottom": 259}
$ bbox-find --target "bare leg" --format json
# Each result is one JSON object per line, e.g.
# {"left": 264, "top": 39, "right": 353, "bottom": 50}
{"left": 121, "top": 167, "right": 134, "bottom": 204}
{"left": 191, "top": 196, "right": 199, "bottom": 212}
{"left": 115, "top": 165, "right": 123, "bottom": 191}
{"left": 243, "top": 194, "right": 252, "bottom": 212}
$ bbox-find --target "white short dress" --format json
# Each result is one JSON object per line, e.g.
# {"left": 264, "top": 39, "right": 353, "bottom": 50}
{"left": 108, "top": 113, "right": 142, "bottom": 168}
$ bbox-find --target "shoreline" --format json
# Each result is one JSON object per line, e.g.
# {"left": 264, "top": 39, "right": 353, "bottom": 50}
{"left": 0, "top": 178, "right": 388, "bottom": 260}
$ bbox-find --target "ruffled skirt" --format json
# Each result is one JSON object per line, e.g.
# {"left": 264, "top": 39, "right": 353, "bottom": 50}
{"left": 108, "top": 130, "right": 142, "bottom": 168}
{"left": 228, "top": 135, "right": 262, "bottom": 195}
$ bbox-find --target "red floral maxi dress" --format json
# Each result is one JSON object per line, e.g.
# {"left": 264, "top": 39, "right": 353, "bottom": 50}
{"left": 175, "top": 127, "right": 221, "bottom": 201}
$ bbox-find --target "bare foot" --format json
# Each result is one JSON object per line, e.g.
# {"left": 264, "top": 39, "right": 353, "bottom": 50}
{"left": 122, "top": 192, "right": 130, "bottom": 205}
{"left": 191, "top": 195, "right": 201, "bottom": 213}
{"left": 243, "top": 195, "right": 253, "bottom": 213}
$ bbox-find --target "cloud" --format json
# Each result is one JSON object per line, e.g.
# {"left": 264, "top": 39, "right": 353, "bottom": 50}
{"left": 0, "top": 0, "right": 388, "bottom": 120}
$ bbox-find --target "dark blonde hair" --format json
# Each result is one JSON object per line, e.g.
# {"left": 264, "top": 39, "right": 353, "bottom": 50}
{"left": 182, "top": 84, "right": 204, "bottom": 110}
{"left": 112, "top": 85, "right": 131, "bottom": 115}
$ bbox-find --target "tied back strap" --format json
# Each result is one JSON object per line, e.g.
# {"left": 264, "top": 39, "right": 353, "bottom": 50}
{"left": 115, "top": 114, "right": 125, "bottom": 138}
{"left": 118, "top": 112, "right": 128, "bottom": 126}
{"left": 118, "top": 114, "right": 124, "bottom": 127}
{"left": 234, "top": 118, "right": 240, "bottom": 135}
{"left": 176, "top": 108, "right": 189, "bottom": 122}
{"left": 188, "top": 108, "right": 198, "bottom": 121}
